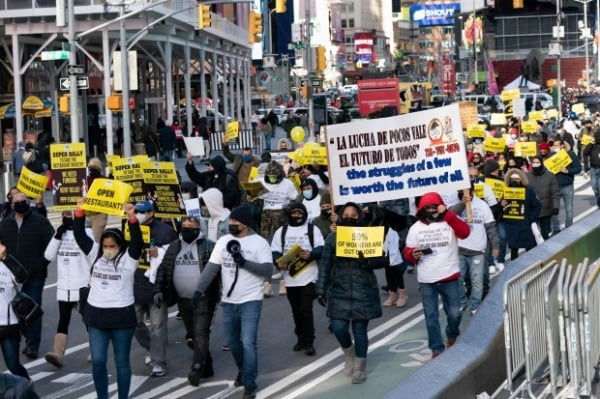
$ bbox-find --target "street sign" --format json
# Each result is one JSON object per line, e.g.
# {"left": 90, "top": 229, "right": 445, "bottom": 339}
{"left": 311, "top": 79, "right": 320, "bottom": 88}
{"left": 67, "top": 65, "right": 85, "bottom": 75}
{"left": 59, "top": 77, "right": 89, "bottom": 91}
{"left": 41, "top": 50, "right": 69, "bottom": 61}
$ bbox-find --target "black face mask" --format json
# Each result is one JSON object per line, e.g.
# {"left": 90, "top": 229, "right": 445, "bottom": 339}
{"left": 509, "top": 180, "right": 521, "bottom": 187}
{"left": 62, "top": 217, "right": 74, "bottom": 229}
{"left": 13, "top": 200, "right": 29, "bottom": 214}
{"left": 288, "top": 216, "right": 306, "bottom": 227}
{"left": 424, "top": 211, "right": 442, "bottom": 223}
{"left": 88, "top": 167, "right": 101, "bottom": 177}
{"left": 181, "top": 228, "right": 200, "bottom": 243}
{"left": 228, "top": 225, "right": 242, "bottom": 236}
{"left": 320, "top": 209, "right": 332, "bottom": 218}
{"left": 339, "top": 217, "right": 359, "bottom": 226}
{"left": 532, "top": 165, "right": 544, "bottom": 175}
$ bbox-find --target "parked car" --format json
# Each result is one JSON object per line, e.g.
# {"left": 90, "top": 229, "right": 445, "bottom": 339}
{"left": 576, "top": 94, "right": 600, "bottom": 113}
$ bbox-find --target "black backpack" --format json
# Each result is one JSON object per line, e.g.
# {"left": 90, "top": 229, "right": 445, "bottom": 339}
{"left": 281, "top": 223, "right": 315, "bottom": 251}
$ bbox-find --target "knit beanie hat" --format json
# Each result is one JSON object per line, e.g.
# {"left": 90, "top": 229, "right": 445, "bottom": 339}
{"left": 483, "top": 159, "right": 500, "bottom": 175}
{"left": 229, "top": 204, "right": 254, "bottom": 228}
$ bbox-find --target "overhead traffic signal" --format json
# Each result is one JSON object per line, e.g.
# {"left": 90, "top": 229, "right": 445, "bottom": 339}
{"left": 316, "top": 46, "right": 326, "bottom": 72}
{"left": 275, "top": 0, "right": 286, "bottom": 13}
{"left": 59, "top": 94, "right": 69, "bottom": 113}
{"left": 198, "top": 4, "right": 211, "bottom": 29}
{"left": 248, "top": 11, "right": 262, "bottom": 43}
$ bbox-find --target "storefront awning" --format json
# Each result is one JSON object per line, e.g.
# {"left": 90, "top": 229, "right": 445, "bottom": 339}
{"left": 0, "top": 103, "right": 15, "bottom": 119}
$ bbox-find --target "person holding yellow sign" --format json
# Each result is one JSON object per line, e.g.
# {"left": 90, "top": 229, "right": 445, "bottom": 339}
{"left": 316, "top": 202, "right": 387, "bottom": 384}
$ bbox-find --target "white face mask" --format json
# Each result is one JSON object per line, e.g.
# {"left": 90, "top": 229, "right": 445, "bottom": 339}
{"left": 182, "top": 193, "right": 191, "bottom": 201}
{"left": 104, "top": 248, "right": 119, "bottom": 260}
{"left": 136, "top": 212, "right": 148, "bottom": 224}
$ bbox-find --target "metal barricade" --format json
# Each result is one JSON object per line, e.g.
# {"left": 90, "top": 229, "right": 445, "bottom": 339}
{"left": 582, "top": 260, "right": 600, "bottom": 396}
{"left": 503, "top": 260, "right": 544, "bottom": 393}
{"left": 208, "top": 130, "right": 255, "bottom": 153}
{"left": 544, "top": 259, "right": 567, "bottom": 397}
{"left": 522, "top": 260, "right": 558, "bottom": 398}
{"left": 566, "top": 259, "right": 588, "bottom": 396}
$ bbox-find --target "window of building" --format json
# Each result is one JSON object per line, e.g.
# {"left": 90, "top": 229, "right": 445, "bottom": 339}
{"left": 419, "top": 27, "right": 433, "bottom": 35}
{"left": 419, "top": 41, "right": 434, "bottom": 49}
{"left": 341, "top": 19, "right": 347, "bottom": 28}
{"left": 345, "top": 36, "right": 354, "bottom": 44}
{"left": 348, "top": 18, "right": 355, "bottom": 28}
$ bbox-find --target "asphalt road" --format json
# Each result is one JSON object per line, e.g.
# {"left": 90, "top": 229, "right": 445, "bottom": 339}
{"left": 1, "top": 157, "right": 598, "bottom": 398}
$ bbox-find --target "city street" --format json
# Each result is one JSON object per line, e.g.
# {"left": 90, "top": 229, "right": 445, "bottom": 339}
{"left": 2, "top": 172, "right": 598, "bottom": 399}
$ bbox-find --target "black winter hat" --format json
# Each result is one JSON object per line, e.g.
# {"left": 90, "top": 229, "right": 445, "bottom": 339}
{"left": 229, "top": 204, "right": 255, "bottom": 228}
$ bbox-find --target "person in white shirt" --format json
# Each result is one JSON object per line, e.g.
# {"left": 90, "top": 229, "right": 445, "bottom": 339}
{"left": 300, "top": 179, "right": 321, "bottom": 222}
{"left": 271, "top": 202, "right": 324, "bottom": 356}
{"left": 43, "top": 211, "right": 93, "bottom": 368}
{"left": 73, "top": 200, "right": 142, "bottom": 399}
{"left": 191, "top": 204, "right": 273, "bottom": 399}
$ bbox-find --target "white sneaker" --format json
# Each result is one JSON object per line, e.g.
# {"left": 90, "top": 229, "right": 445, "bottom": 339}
{"left": 151, "top": 363, "right": 167, "bottom": 377}
{"left": 495, "top": 262, "right": 505, "bottom": 272}
{"left": 144, "top": 352, "right": 151, "bottom": 366}
{"left": 488, "top": 265, "right": 497, "bottom": 275}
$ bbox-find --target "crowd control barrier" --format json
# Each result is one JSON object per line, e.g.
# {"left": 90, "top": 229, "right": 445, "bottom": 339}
{"left": 383, "top": 211, "right": 600, "bottom": 399}
{"left": 208, "top": 130, "right": 256, "bottom": 154}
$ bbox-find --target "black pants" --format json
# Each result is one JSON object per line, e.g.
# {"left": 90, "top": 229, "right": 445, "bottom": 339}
{"left": 510, "top": 246, "right": 535, "bottom": 260}
{"left": 57, "top": 301, "right": 77, "bottom": 334}
{"left": 538, "top": 216, "right": 552, "bottom": 240}
{"left": 286, "top": 283, "right": 316, "bottom": 347}
{"left": 179, "top": 297, "right": 217, "bottom": 371}
{"left": 384, "top": 262, "right": 408, "bottom": 291}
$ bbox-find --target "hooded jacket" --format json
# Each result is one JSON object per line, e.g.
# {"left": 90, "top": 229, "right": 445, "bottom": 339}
{"left": 503, "top": 168, "right": 542, "bottom": 249}
{"left": 201, "top": 188, "right": 230, "bottom": 242}
{"left": 316, "top": 202, "right": 387, "bottom": 320}
{"left": 526, "top": 162, "right": 560, "bottom": 218}
{"left": 185, "top": 155, "right": 241, "bottom": 209}
{"left": 300, "top": 179, "right": 321, "bottom": 221}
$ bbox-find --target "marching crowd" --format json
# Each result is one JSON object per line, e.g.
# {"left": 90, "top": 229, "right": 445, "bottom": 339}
{"left": 0, "top": 107, "right": 597, "bottom": 399}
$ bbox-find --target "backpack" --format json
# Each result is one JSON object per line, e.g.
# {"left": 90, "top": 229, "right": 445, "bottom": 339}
{"left": 281, "top": 223, "right": 315, "bottom": 251}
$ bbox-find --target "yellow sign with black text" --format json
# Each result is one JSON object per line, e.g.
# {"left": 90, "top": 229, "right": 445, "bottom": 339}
{"left": 503, "top": 187, "right": 526, "bottom": 220}
{"left": 82, "top": 178, "right": 133, "bottom": 216}
{"left": 336, "top": 226, "right": 384, "bottom": 258}
{"left": 543, "top": 149, "right": 572, "bottom": 174}
{"left": 17, "top": 167, "right": 49, "bottom": 198}
{"left": 50, "top": 143, "right": 87, "bottom": 170}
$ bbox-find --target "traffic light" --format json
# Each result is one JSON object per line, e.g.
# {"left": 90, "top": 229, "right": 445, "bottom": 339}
{"left": 248, "top": 11, "right": 262, "bottom": 43}
{"left": 316, "top": 46, "right": 326, "bottom": 72}
{"left": 275, "top": 0, "right": 286, "bottom": 13}
{"left": 513, "top": 0, "right": 523, "bottom": 8}
{"left": 59, "top": 94, "right": 69, "bottom": 113}
{"left": 198, "top": 4, "right": 211, "bottom": 29}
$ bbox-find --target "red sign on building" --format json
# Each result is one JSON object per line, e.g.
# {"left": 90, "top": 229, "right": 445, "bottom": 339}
{"left": 442, "top": 58, "right": 456, "bottom": 96}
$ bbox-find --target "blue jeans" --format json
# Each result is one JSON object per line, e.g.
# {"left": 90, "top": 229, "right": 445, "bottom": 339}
{"left": 159, "top": 150, "right": 173, "bottom": 162}
{"left": 459, "top": 253, "right": 485, "bottom": 312}
{"left": 89, "top": 327, "right": 135, "bottom": 399}
{"left": 419, "top": 279, "right": 462, "bottom": 354}
{"left": 221, "top": 301, "right": 262, "bottom": 389}
{"left": 0, "top": 336, "right": 29, "bottom": 379}
{"left": 551, "top": 184, "right": 575, "bottom": 231}
{"left": 21, "top": 276, "right": 45, "bottom": 352}
{"left": 329, "top": 319, "right": 369, "bottom": 358}
{"left": 590, "top": 168, "right": 600, "bottom": 206}
{"left": 263, "top": 134, "right": 271, "bottom": 150}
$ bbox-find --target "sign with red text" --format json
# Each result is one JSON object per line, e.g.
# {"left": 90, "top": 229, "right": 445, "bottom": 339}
{"left": 326, "top": 104, "right": 469, "bottom": 205}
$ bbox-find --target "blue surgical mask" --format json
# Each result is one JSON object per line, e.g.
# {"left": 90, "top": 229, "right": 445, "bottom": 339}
{"left": 302, "top": 191, "right": 313, "bottom": 199}
{"left": 242, "top": 154, "right": 253, "bottom": 163}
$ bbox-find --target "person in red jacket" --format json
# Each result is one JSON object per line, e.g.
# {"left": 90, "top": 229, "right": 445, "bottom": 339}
{"left": 402, "top": 192, "right": 470, "bottom": 359}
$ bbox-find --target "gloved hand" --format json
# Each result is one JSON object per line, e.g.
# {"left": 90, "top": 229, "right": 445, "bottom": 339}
{"left": 357, "top": 251, "right": 369, "bottom": 268}
{"left": 317, "top": 295, "right": 327, "bottom": 307}
{"left": 55, "top": 225, "right": 68, "bottom": 240}
{"left": 232, "top": 252, "right": 246, "bottom": 267}
{"left": 153, "top": 292, "right": 163, "bottom": 308}
{"left": 552, "top": 208, "right": 560, "bottom": 215}
{"left": 191, "top": 290, "right": 203, "bottom": 308}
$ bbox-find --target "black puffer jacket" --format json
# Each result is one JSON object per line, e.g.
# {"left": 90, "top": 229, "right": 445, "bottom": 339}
{"left": 0, "top": 211, "right": 54, "bottom": 279}
{"left": 185, "top": 155, "right": 240, "bottom": 209}
{"left": 154, "top": 236, "right": 219, "bottom": 306}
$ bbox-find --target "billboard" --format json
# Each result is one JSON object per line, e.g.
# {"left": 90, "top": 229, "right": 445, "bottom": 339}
{"left": 411, "top": 3, "right": 460, "bottom": 26}
{"left": 354, "top": 32, "right": 375, "bottom": 64}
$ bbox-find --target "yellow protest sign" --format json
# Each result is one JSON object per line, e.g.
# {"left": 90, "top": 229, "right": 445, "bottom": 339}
{"left": 514, "top": 142, "right": 537, "bottom": 157}
{"left": 490, "top": 113, "right": 507, "bottom": 126}
{"left": 485, "top": 178, "right": 505, "bottom": 199}
{"left": 484, "top": 136, "right": 506, "bottom": 153}
{"left": 546, "top": 109, "right": 559, "bottom": 119}
{"left": 581, "top": 134, "right": 593, "bottom": 146}
{"left": 501, "top": 88, "right": 521, "bottom": 101}
{"left": 572, "top": 103, "right": 585, "bottom": 115}
{"left": 140, "top": 162, "right": 179, "bottom": 185}
{"left": 287, "top": 173, "right": 302, "bottom": 193}
{"left": 521, "top": 120, "right": 538, "bottom": 133}
{"left": 141, "top": 162, "right": 186, "bottom": 218}
{"left": 473, "top": 183, "right": 485, "bottom": 199}
{"left": 336, "top": 226, "right": 384, "bottom": 258}
{"left": 17, "top": 166, "right": 49, "bottom": 198}
{"left": 225, "top": 121, "right": 239, "bottom": 142}
{"left": 301, "top": 142, "right": 327, "bottom": 165}
{"left": 248, "top": 166, "right": 259, "bottom": 182}
{"left": 467, "top": 124, "right": 486, "bottom": 139}
{"left": 543, "top": 149, "right": 572, "bottom": 174}
{"left": 124, "top": 223, "right": 151, "bottom": 268}
{"left": 82, "top": 178, "right": 133, "bottom": 216}
{"left": 503, "top": 187, "right": 526, "bottom": 220}
{"left": 132, "top": 155, "right": 150, "bottom": 164}
{"left": 459, "top": 101, "right": 479, "bottom": 127}
{"left": 528, "top": 111, "right": 543, "bottom": 121}
{"left": 50, "top": 143, "right": 86, "bottom": 170}
{"left": 107, "top": 154, "right": 121, "bottom": 174}
{"left": 112, "top": 157, "right": 144, "bottom": 181}
{"left": 288, "top": 148, "right": 305, "bottom": 165}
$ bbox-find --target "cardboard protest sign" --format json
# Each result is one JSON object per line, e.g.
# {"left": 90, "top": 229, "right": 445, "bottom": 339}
{"left": 467, "top": 124, "right": 486, "bottom": 139}
{"left": 225, "top": 121, "right": 239, "bottom": 142}
{"left": 326, "top": 104, "right": 469, "bottom": 205}
{"left": 580, "top": 134, "right": 593, "bottom": 146}
{"left": 183, "top": 137, "right": 205, "bottom": 157}
{"left": 521, "top": 120, "right": 537, "bottom": 133}
{"left": 275, "top": 244, "right": 312, "bottom": 278}
{"left": 490, "top": 113, "right": 507, "bottom": 126}
{"left": 301, "top": 142, "right": 327, "bottom": 165}
{"left": 572, "top": 103, "right": 585, "bottom": 114}
{"left": 503, "top": 187, "right": 526, "bottom": 220}
{"left": 141, "top": 161, "right": 187, "bottom": 218}
{"left": 528, "top": 111, "right": 543, "bottom": 121}
{"left": 473, "top": 183, "right": 485, "bottom": 199}
{"left": 514, "top": 142, "right": 537, "bottom": 157}
{"left": 50, "top": 143, "right": 87, "bottom": 210}
{"left": 512, "top": 99, "right": 526, "bottom": 118}
{"left": 112, "top": 156, "right": 146, "bottom": 203}
{"left": 484, "top": 136, "right": 506, "bottom": 153}
{"left": 335, "top": 226, "right": 384, "bottom": 258}
{"left": 501, "top": 88, "right": 520, "bottom": 101}
{"left": 459, "top": 101, "right": 478, "bottom": 127}
{"left": 124, "top": 223, "right": 151, "bottom": 268}
{"left": 543, "top": 149, "right": 572, "bottom": 174}
{"left": 17, "top": 166, "right": 49, "bottom": 198}
{"left": 107, "top": 154, "right": 120, "bottom": 174}
{"left": 82, "top": 178, "right": 133, "bottom": 216}
{"left": 546, "top": 109, "right": 559, "bottom": 119}
{"left": 184, "top": 198, "right": 201, "bottom": 219}
{"left": 485, "top": 178, "right": 504, "bottom": 199}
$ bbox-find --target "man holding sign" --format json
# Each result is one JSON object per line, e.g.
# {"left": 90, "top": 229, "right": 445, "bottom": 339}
{"left": 402, "top": 192, "right": 470, "bottom": 359}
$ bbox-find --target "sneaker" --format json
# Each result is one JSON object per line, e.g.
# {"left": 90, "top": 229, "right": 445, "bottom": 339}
{"left": 234, "top": 371, "right": 243, "bottom": 386}
{"left": 263, "top": 281, "right": 273, "bottom": 298}
{"left": 447, "top": 338, "right": 457, "bottom": 349}
{"left": 407, "top": 265, "right": 415, "bottom": 274}
{"left": 292, "top": 342, "right": 303, "bottom": 352}
{"left": 186, "top": 338, "right": 194, "bottom": 350}
{"left": 175, "top": 311, "right": 183, "bottom": 320}
{"left": 144, "top": 352, "right": 151, "bottom": 366}
{"left": 222, "top": 345, "right": 230, "bottom": 351}
{"left": 22, "top": 347, "right": 38, "bottom": 360}
{"left": 488, "top": 265, "right": 497, "bottom": 275}
{"left": 304, "top": 345, "right": 316, "bottom": 356}
{"left": 188, "top": 368, "right": 201, "bottom": 386}
{"left": 243, "top": 385, "right": 257, "bottom": 399}
{"left": 151, "top": 363, "right": 167, "bottom": 377}
{"left": 495, "top": 262, "right": 505, "bottom": 272}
